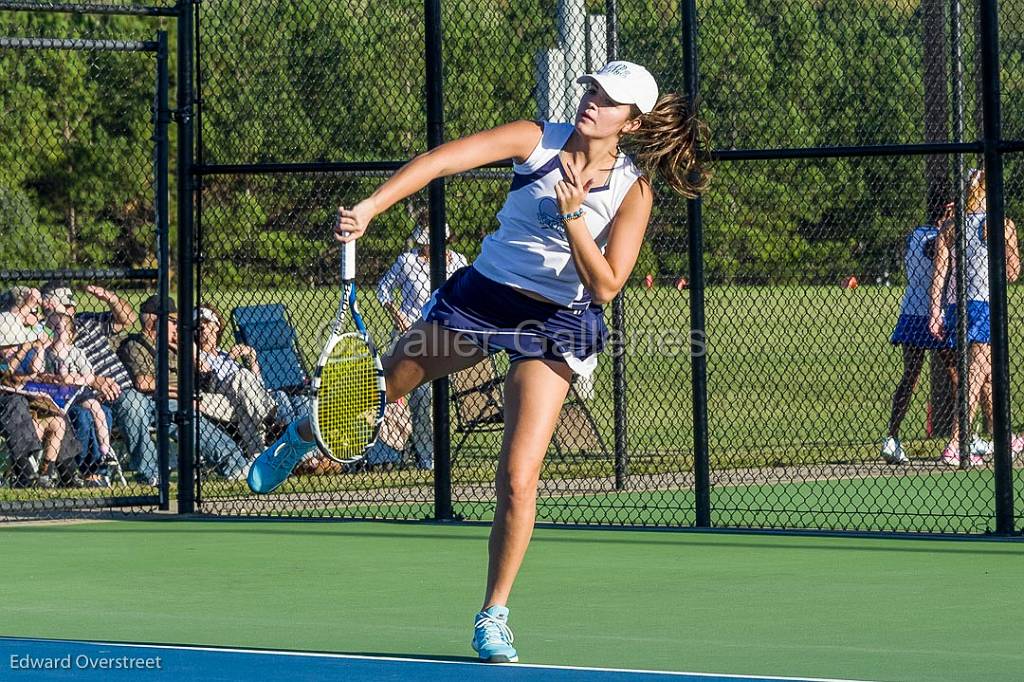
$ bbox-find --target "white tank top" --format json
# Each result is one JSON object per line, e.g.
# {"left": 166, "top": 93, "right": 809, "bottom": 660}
{"left": 944, "top": 212, "right": 990, "bottom": 305}
{"left": 472, "top": 121, "right": 644, "bottom": 308}
{"left": 898, "top": 225, "right": 939, "bottom": 317}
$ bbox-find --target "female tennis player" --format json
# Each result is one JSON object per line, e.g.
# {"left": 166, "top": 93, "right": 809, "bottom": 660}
{"left": 249, "top": 60, "right": 709, "bottom": 663}
{"left": 881, "top": 211, "right": 947, "bottom": 465}
{"left": 928, "top": 167, "right": 1021, "bottom": 465}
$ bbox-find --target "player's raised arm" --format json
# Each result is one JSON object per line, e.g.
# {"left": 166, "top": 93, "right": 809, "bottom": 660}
{"left": 334, "top": 121, "right": 543, "bottom": 242}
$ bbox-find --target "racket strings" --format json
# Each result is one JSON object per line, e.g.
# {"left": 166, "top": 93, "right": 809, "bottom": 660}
{"left": 317, "top": 335, "right": 381, "bottom": 459}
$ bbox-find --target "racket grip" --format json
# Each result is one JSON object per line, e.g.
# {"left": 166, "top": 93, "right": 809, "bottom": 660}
{"left": 340, "top": 239, "right": 356, "bottom": 282}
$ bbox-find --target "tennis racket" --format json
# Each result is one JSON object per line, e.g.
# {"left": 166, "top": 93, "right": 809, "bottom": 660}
{"left": 310, "top": 235, "right": 387, "bottom": 464}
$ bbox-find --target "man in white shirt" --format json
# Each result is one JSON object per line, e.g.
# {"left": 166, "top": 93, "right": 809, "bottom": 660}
{"left": 374, "top": 205, "right": 468, "bottom": 469}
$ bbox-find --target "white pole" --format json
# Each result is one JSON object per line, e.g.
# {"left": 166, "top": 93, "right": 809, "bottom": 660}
{"left": 558, "top": 0, "right": 587, "bottom": 121}
{"left": 588, "top": 14, "right": 608, "bottom": 72}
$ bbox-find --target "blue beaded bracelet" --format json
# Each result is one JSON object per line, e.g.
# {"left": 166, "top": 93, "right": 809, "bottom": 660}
{"left": 561, "top": 208, "right": 585, "bottom": 222}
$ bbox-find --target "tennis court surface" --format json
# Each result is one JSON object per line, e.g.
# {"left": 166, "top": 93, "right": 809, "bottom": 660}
{"left": 0, "top": 638, "right": 879, "bottom": 682}
{"left": 2, "top": 520, "right": 1022, "bottom": 681}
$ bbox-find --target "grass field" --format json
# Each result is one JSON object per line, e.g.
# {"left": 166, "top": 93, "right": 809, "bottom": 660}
{"left": 5, "top": 282, "right": 1022, "bottom": 532}
{"left": 192, "top": 282, "right": 1024, "bottom": 530}
{"left": 199, "top": 282, "right": 1024, "bottom": 457}
{"left": 201, "top": 282, "right": 1024, "bottom": 456}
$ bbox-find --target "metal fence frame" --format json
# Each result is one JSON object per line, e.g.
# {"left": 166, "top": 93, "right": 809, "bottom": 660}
{"left": 2, "top": 0, "right": 1018, "bottom": 536}
{"left": 0, "top": 2, "right": 172, "bottom": 517}
{"left": 182, "top": 0, "right": 1020, "bottom": 536}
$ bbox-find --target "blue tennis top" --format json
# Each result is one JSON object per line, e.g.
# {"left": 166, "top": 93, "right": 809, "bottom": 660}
{"left": 472, "top": 121, "right": 643, "bottom": 308}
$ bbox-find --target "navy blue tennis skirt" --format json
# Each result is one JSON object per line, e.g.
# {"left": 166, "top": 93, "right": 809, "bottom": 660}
{"left": 421, "top": 266, "right": 608, "bottom": 376}
{"left": 890, "top": 314, "right": 944, "bottom": 349}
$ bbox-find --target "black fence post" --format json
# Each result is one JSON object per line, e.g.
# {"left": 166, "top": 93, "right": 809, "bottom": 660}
{"left": 155, "top": 30, "right": 171, "bottom": 511}
{"left": 612, "top": 292, "right": 628, "bottom": 490}
{"left": 949, "top": 0, "right": 972, "bottom": 469}
{"left": 176, "top": 0, "right": 196, "bottom": 515}
{"left": 604, "top": 0, "right": 618, "bottom": 61}
{"left": 978, "top": 0, "right": 1014, "bottom": 535}
{"left": 682, "top": 0, "right": 710, "bottom": 528}
{"left": 604, "top": 0, "right": 628, "bottom": 492}
{"left": 425, "top": 0, "right": 454, "bottom": 521}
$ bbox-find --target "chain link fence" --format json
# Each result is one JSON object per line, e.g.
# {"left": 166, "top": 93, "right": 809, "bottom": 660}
{"left": 1000, "top": 0, "right": 1024, "bottom": 533}
{"left": 0, "top": 5, "right": 173, "bottom": 520}
{"left": 3, "top": 1, "right": 1021, "bottom": 534}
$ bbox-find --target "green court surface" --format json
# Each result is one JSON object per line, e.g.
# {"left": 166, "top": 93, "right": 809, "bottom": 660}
{"left": 2, "top": 520, "right": 1022, "bottom": 681}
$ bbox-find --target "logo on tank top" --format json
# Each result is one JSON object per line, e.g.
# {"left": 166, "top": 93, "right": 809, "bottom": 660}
{"left": 537, "top": 197, "right": 582, "bottom": 237}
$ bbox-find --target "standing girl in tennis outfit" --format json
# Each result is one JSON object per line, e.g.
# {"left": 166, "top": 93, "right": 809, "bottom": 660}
{"left": 928, "top": 168, "right": 1021, "bottom": 465}
{"left": 881, "top": 213, "right": 947, "bottom": 465}
{"left": 249, "top": 61, "right": 709, "bottom": 662}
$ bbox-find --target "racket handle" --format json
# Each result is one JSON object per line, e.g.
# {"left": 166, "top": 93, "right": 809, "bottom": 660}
{"left": 340, "top": 239, "right": 356, "bottom": 282}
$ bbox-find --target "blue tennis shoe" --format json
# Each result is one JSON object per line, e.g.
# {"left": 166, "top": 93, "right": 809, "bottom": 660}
{"left": 247, "top": 420, "right": 316, "bottom": 494}
{"left": 472, "top": 605, "right": 518, "bottom": 663}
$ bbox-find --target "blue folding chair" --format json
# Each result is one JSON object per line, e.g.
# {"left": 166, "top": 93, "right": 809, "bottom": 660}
{"left": 231, "top": 304, "right": 309, "bottom": 394}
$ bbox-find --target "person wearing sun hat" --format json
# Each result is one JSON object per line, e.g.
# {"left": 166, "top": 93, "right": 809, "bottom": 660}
{"left": 1, "top": 286, "right": 47, "bottom": 350}
{"left": 0, "top": 311, "right": 84, "bottom": 488}
{"left": 0, "top": 311, "right": 48, "bottom": 487}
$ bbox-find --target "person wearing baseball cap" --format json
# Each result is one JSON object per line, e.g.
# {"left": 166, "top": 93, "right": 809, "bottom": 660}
{"left": 257, "top": 58, "right": 712, "bottom": 664}
{"left": 40, "top": 281, "right": 76, "bottom": 310}
{"left": 576, "top": 60, "right": 660, "bottom": 114}
{"left": 37, "top": 282, "right": 149, "bottom": 488}
{"left": 372, "top": 199, "right": 469, "bottom": 472}
{"left": 41, "top": 280, "right": 137, "bottom": 334}
{"left": 193, "top": 303, "right": 282, "bottom": 458}
{"left": 140, "top": 294, "right": 177, "bottom": 317}
{"left": 118, "top": 294, "right": 247, "bottom": 483}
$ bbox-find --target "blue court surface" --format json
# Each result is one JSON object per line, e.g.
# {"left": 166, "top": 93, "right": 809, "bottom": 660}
{"left": 0, "top": 637, "right": 873, "bottom": 682}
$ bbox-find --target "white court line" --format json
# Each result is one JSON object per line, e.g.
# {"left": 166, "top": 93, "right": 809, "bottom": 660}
{"left": 0, "top": 636, "right": 879, "bottom": 682}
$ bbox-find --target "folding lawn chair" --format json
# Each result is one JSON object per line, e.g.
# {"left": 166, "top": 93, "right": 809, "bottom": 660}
{"left": 231, "top": 304, "right": 310, "bottom": 396}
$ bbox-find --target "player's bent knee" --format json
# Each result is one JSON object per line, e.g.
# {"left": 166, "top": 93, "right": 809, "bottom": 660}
{"left": 501, "top": 474, "right": 541, "bottom": 505}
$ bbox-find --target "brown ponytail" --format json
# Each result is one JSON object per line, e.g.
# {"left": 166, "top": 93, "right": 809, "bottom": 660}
{"left": 622, "top": 93, "right": 711, "bottom": 198}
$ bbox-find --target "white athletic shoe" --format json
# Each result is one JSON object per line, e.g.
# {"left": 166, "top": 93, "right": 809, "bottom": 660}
{"left": 971, "top": 434, "right": 994, "bottom": 457}
{"left": 881, "top": 436, "right": 909, "bottom": 465}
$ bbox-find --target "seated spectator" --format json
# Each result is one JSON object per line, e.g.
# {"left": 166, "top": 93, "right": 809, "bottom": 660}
{"left": 118, "top": 295, "right": 248, "bottom": 480}
{"left": 40, "top": 281, "right": 162, "bottom": 486}
{"left": 360, "top": 398, "right": 413, "bottom": 471}
{"left": 0, "top": 311, "right": 83, "bottom": 488}
{"left": 44, "top": 310, "right": 114, "bottom": 486}
{"left": 195, "top": 305, "right": 282, "bottom": 457}
{"left": 3, "top": 285, "right": 43, "bottom": 330}
{"left": 2, "top": 286, "right": 47, "bottom": 371}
